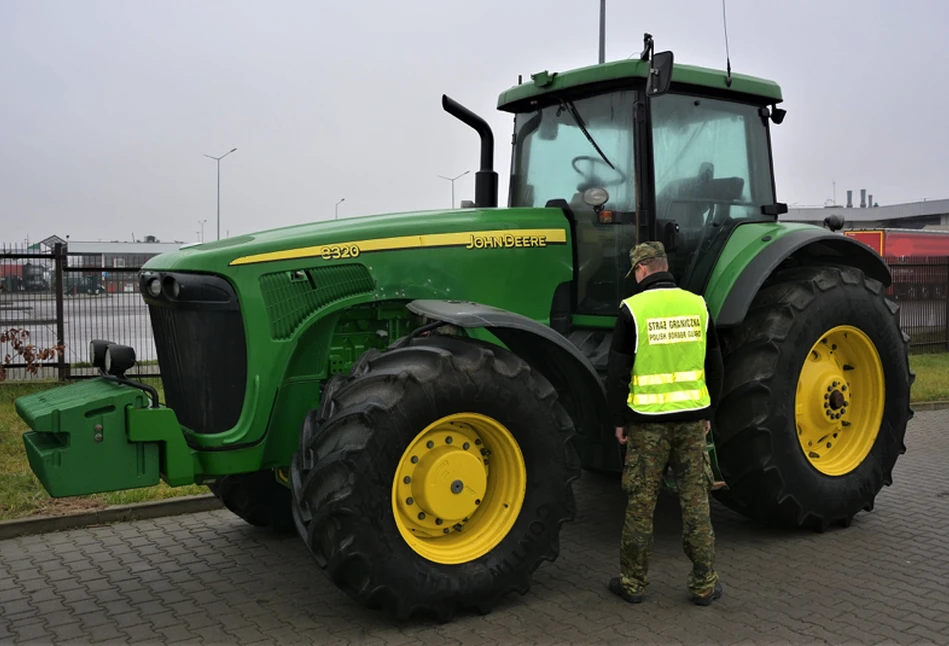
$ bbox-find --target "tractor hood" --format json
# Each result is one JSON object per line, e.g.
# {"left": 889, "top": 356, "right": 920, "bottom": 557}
{"left": 141, "top": 206, "right": 570, "bottom": 274}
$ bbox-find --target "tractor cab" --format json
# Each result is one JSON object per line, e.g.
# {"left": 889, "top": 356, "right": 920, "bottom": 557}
{"left": 501, "top": 36, "right": 786, "bottom": 315}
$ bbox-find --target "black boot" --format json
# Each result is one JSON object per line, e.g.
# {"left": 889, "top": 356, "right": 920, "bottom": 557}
{"left": 691, "top": 581, "right": 723, "bottom": 606}
{"left": 608, "top": 577, "right": 644, "bottom": 604}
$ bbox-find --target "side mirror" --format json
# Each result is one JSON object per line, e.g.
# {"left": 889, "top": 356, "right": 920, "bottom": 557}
{"left": 646, "top": 51, "right": 674, "bottom": 97}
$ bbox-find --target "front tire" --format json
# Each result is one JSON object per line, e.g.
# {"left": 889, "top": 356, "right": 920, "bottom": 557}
{"left": 715, "top": 264, "right": 914, "bottom": 531}
{"left": 289, "top": 335, "right": 580, "bottom": 620}
{"left": 208, "top": 470, "right": 295, "bottom": 534}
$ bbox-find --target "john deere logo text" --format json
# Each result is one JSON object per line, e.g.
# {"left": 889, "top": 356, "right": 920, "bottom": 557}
{"left": 466, "top": 233, "right": 548, "bottom": 249}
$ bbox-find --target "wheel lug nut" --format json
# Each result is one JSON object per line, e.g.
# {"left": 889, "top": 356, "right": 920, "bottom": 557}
{"left": 418, "top": 512, "right": 426, "bottom": 520}
{"left": 827, "top": 386, "right": 833, "bottom": 392}
{"left": 406, "top": 497, "right": 414, "bottom": 505}
{"left": 475, "top": 499, "right": 481, "bottom": 505}
{"left": 842, "top": 385, "right": 848, "bottom": 391}
{"left": 404, "top": 476, "right": 411, "bottom": 484}
{"left": 426, "top": 441, "right": 434, "bottom": 449}
{"left": 443, "top": 529, "right": 450, "bottom": 534}
{"left": 463, "top": 442, "right": 470, "bottom": 450}
{"left": 446, "top": 436, "right": 453, "bottom": 444}
{"left": 475, "top": 439, "right": 482, "bottom": 445}
{"left": 411, "top": 456, "right": 419, "bottom": 464}
{"left": 825, "top": 394, "right": 830, "bottom": 400}
{"left": 435, "top": 518, "right": 443, "bottom": 525}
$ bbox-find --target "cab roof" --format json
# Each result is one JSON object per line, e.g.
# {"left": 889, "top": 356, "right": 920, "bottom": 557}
{"left": 497, "top": 58, "right": 783, "bottom": 112}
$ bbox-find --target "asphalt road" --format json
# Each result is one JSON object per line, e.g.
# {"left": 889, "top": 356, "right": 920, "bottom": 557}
{"left": 1, "top": 410, "right": 947, "bottom": 644}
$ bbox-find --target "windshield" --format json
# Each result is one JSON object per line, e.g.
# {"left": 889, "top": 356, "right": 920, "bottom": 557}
{"left": 510, "top": 90, "right": 639, "bottom": 315}
{"left": 510, "top": 90, "right": 637, "bottom": 211}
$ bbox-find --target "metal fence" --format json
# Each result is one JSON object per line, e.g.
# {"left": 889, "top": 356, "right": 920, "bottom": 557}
{"left": 1, "top": 243, "right": 158, "bottom": 380}
{"left": 884, "top": 255, "right": 949, "bottom": 353}
{"left": 2, "top": 245, "right": 948, "bottom": 381}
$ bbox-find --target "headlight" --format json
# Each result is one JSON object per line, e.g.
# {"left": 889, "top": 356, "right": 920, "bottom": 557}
{"left": 162, "top": 276, "right": 180, "bottom": 299}
{"left": 582, "top": 186, "right": 610, "bottom": 208}
{"left": 89, "top": 339, "right": 112, "bottom": 369}
{"left": 104, "top": 344, "right": 137, "bottom": 376}
{"left": 147, "top": 277, "right": 161, "bottom": 297}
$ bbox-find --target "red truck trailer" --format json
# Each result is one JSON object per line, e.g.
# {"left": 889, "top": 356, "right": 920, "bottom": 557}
{"left": 845, "top": 228, "right": 949, "bottom": 257}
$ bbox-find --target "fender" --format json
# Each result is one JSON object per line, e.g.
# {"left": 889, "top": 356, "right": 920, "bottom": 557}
{"left": 405, "top": 299, "right": 616, "bottom": 467}
{"left": 714, "top": 227, "right": 892, "bottom": 328}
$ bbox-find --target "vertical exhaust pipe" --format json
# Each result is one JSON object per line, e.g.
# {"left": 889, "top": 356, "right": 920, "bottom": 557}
{"left": 442, "top": 95, "right": 498, "bottom": 208}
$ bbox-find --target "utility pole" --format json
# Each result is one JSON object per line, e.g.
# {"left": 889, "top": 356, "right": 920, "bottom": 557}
{"left": 598, "top": 0, "right": 606, "bottom": 63}
{"left": 437, "top": 170, "right": 470, "bottom": 208}
{"left": 335, "top": 198, "right": 345, "bottom": 220}
{"left": 204, "top": 147, "right": 237, "bottom": 240}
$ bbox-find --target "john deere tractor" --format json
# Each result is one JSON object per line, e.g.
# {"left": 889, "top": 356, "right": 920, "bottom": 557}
{"left": 16, "top": 36, "right": 912, "bottom": 620}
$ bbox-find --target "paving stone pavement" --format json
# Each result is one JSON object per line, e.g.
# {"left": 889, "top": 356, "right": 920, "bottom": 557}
{"left": 2, "top": 411, "right": 949, "bottom": 645}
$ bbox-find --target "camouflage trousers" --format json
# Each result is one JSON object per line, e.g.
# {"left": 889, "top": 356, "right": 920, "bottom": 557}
{"left": 619, "top": 420, "right": 718, "bottom": 597}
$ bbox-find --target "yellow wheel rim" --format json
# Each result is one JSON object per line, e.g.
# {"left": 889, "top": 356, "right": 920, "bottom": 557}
{"left": 795, "top": 325, "right": 885, "bottom": 476}
{"left": 391, "top": 413, "right": 526, "bottom": 565}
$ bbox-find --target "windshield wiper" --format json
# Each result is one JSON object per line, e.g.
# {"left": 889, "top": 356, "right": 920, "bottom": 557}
{"left": 558, "top": 99, "right": 616, "bottom": 170}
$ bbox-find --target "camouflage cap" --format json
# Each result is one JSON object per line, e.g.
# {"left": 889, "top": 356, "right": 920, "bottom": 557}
{"left": 625, "top": 241, "right": 666, "bottom": 277}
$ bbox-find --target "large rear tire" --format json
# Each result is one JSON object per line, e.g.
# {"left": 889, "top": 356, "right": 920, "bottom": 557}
{"left": 289, "top": 335, "right": 580, "bottom": 620}
{"left": 714, "top": 264, "right": 914, "bottom": 531}
{"left": 208, "top": 470, "right": 295, "bottom": 534}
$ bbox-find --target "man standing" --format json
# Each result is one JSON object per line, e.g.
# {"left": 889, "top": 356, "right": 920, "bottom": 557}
{"left": 606, "top": 241, "right": 725, "bottom": 606}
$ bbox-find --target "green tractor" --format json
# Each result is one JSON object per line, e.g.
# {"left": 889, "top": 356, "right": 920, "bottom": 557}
{"left": 15, "top": 36, "right": 912, "bottom": 620}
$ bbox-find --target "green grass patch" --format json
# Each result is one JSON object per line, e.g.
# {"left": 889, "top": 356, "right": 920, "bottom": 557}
{"left": 0, "top": 380, "right": 208, "bottom": 522}
{"left": 909, "top": 353, "right": 949, "bottom": 404}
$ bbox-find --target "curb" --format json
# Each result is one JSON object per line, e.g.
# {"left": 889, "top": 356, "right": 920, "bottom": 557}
{"left": 0, "top": 494, "right": 224, "bottom": 541}
{"left": 912, "top": 401, "right": 949, "bottom": 411}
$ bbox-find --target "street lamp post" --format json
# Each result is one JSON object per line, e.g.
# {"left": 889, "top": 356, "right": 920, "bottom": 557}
{"left": 204, "top": 147, "right": 237, "bottom": 240}
{"left": 198, "top": 219, "right": 207, "bottom": 242}
{"left": 437, "top": 170, "right": 470, "bottom": 208}
{"left": 335, "top": 198, "right": 345, "bottom": 220}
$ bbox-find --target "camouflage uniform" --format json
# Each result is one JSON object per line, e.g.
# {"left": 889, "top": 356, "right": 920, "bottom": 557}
{"left": 607, "top": 240, "right": 725, "bottom": 605}
{"left": 619, "top": 420, "right": 718, "bottom": 598}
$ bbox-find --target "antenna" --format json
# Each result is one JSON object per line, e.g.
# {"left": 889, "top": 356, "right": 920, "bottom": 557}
{"left": 721, "top": 0, "right": 732, "bottom": 86}
{"left": 598, "top": 0, "right": 606, "bottom": 63}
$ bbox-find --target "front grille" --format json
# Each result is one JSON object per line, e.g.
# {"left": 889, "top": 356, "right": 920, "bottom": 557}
{"left": 259, "top": 264, "right": 375, "bottom": 339}
{"left": 142, "top": 272, "right": 247, "bottom": 435}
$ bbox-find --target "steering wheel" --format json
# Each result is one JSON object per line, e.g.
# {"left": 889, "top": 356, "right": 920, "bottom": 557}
{"left": 571, "top": 155, "right": 627, "bottom": 190}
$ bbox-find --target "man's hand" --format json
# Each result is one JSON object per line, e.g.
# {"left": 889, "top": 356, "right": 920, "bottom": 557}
{"left": 615, "top": 426, "right": 627, "bottom": 445}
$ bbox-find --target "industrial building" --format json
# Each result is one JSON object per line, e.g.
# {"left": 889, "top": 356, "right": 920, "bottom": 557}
{"left": 784, "top": 189, "right": 949, "bottom": 231}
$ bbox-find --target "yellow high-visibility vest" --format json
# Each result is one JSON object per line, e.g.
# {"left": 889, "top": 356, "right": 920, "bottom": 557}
{"left": 621, "top": 287, "right": 711, "bottom": 415}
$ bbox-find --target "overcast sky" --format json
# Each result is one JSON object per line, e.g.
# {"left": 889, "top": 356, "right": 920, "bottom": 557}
{"left": 2, "top": 0, "right": 947, "bottom": 245}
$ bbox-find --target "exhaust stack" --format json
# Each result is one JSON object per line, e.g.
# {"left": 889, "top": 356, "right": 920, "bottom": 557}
{"left": 442, "top": 95, "right": 498, "bottom": 208}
